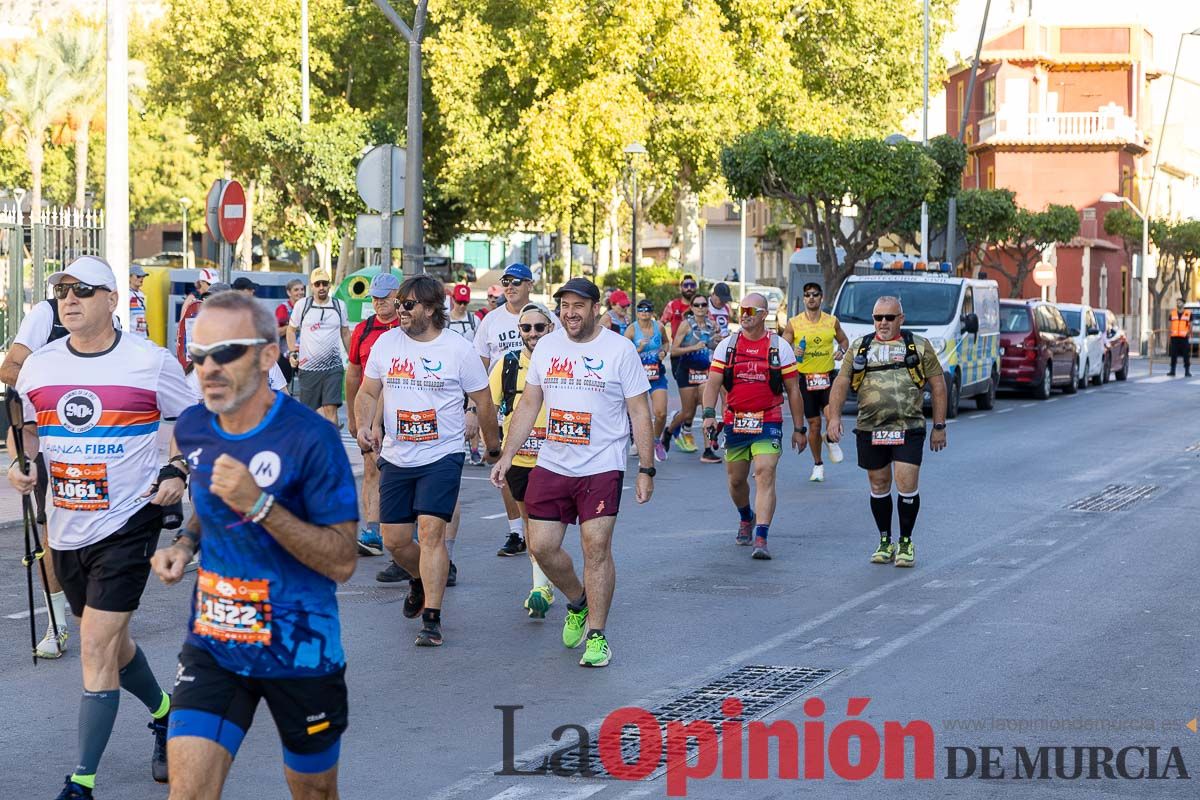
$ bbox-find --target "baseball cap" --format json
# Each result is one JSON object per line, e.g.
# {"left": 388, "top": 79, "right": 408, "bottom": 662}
{"left": 48, "top": 256, "right": 118, "bottom": 291}
{"left": 552, "top": 277, "right": 601, "bottom": 303}
{"left": 681, "top": 273, "right": 697, "bottom": 285}
{"left": 452, "top": 283, "right": 471, "bottom": 303}
{"left": 309, "top": 268, "right": 333, "bottom": 284}
{"left": 487, "top": 284, "right": 504, "bottom": 298}
{"left": 713, "top": 282, "right": 732, "bottom": 301}
{"left": 609, "top": 289, "right": 630, "bottom": 307}
{"left": 206, "top": 282, "right": 233, "bottom": 295}
{"left": 502, "top": 263, "right": 534, "bottom": 282}
{"left": 369, "top": 272, "right": 401, "bottom": 298}
{"left": 231, "top": 276, "right": 258, "bottom": 292}
{"left": 129, "top": 265, "right": 148, "bottom": 278}
{"left": 197, "top": 268, "right": 218, "bottom": 285}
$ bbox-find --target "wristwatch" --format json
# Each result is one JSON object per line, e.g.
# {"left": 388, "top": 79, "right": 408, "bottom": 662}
{"left": 932, "top": 423, "right": 947, "bottom": 431}
{"left": 638, "top": 466, "right": 657, "bottom": 478}
{"left": 488, "top": 448, "right": 502, "bottom": 458}
{"left": 795, "top": 425, "right": 808, "bottom": 434}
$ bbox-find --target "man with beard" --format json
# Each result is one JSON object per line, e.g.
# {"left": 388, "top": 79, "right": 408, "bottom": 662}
{"left": 660, "top": 273, "right": 700, "bottom": 451}
{"left": 286, "top": 268, "right": 351, "bottom": 425}
{"left": 491, "top": 278, "right": 655, "bottom": 668}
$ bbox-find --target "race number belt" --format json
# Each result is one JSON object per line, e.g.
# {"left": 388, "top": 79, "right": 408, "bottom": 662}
{"left": 643, "top": 362, "right": 661, "bottom": 381}
{"left": 517, "top": 427, "right": 546, "bottom": 458}
{"left": 688, "top": 368, "right": 709, "bottom": 384}
{"left": 193, "top": 569, "right": 272, "bottom": 645}
{"left": 731, "top": 411, "right": 765, "bottom": 435}
{"left": 547, "top": 409, "right": 592, "bottom": 445}
{"left": 50, "top": 461, "right": 109, "bottom": 511}
{"left": 871, "top": 430, "right": 905, "bottom": 446}
{"left": 805, "top": 372, "right": 831, "bottom": 391}
{"left": 397, "top": 409, "right": 438, "bottom": 442}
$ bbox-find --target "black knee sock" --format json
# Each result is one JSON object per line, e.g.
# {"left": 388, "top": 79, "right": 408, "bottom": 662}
{"left": 898, "top": 492, "right": 920, "bottom": 540}
{"left": 869, "top": 493, "right": 893, "bottom": 540}
{"left": 119, "top": 645, "right": 169, "bottom": 718}
{"left": 73, "top": 689, "right": 120, "bottom": 785}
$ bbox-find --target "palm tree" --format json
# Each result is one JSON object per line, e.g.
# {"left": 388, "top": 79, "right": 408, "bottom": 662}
{"left": 44, "top": 27, "right": 105, "bottom": 209}
{"left": 0, "top": 50, "right": 76, "bottom": 220}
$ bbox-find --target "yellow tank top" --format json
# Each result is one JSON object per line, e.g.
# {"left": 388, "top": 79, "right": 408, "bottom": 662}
{"left": 785, "top": 312, "right": 839, "bottom": 373}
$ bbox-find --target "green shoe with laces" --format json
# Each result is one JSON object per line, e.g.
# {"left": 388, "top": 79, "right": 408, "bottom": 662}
{"left": 870, "top": 538, "right": 895, "bottom": 564}
{"left": 580, "top": 632, "right": 611, "bottom": 667}
{"left": 562, "top": 605, "right": 588, "bottom": 648}
{"left": 895, "top": 538, "right": 914, "bottom": 567}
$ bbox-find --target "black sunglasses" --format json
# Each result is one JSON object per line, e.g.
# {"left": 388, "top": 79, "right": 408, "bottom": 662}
{"left": 681, "top": 283, "right": 697, "bottom": 290}
{"left": 636, "top": 305, "right": 654, "bottom": 312}
{"left": 873, "top": 314, "right": 899, "bottom": 322}
{"left": 803, "top": 291, "right": 822, "bottom": 298}
{"left": 313, "top": 281, "right": 330, "bottom": 288}
{"left": 519, "top": 323, "right": 549, "bottom": 333}
{"left": 187, "top": 338, "right": 266, "bottom": 365}
{"left": 399, "top": 299, "right": 423, "bottom": 311}
{"left": 52, "top": 282, "right": 107, "bottom": 300}
{"left": 500, "top": 277, "right": 527, "bottom": 287}
{"left": 691, "top": 301, "right": 708, "bottom": 308}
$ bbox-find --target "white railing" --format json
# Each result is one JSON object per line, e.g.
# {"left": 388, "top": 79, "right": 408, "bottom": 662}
{"left": 978, "top": 106, "right": 1140, "bottom": 144}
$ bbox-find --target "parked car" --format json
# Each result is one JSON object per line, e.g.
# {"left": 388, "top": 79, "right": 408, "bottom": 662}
{"left": 1056, "top": 303, "right": 1105, "bottom": 388}
{"left": 998, "top": 300, "right": 1080, "bottom": 398}
{"left": 132, "top": 252, "right": 219, "bottom": 270}
{"left": 1093, "top": 308, "right": 1129, "bottom": 382}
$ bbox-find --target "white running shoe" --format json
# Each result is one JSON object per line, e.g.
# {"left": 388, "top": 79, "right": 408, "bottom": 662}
{"left": 826, "top": 439, "right": 844, "bottom": 464}
{"left": 629, "top": 443, "right": 639, "bottom": 458}
{"left": 35, "top": 622, "right": 69, "bottom": 659}
{"left": 809, "top": 464, "right": 825, "bottom": 482}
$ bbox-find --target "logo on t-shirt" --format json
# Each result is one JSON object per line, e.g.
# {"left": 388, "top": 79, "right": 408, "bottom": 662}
{"left": 420, "top": 358, "right": 443, "bottom": 378}
{"left": 248, "top": 451, "right": 282, "bottom": 488}
{"left": 546, "top": 357, "right": 575, "bottom": 379}
{"left": 388, "top": 358, "right": 416, "bottom": 380}
{"left": 57, "top": 389, "right": 102, "bottom": 433}
{"left": 582, "top": 356, "right": 605, "bottom": 379}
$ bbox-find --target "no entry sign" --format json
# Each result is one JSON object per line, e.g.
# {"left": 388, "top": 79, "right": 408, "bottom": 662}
{"left": 217, "top": 180, "right": 247, "bottom": 243}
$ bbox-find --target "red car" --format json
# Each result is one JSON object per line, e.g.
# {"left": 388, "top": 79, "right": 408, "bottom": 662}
{"left": 1093, "top": 308, "right": 1129, "bottom": 382}
{"left": 998, "top": 300, "right": 1080, "bottom": 398}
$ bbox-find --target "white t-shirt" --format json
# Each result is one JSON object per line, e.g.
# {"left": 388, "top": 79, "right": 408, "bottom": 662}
{"left": 130, "top": 291, "right": 149, "bottom": 339}
{"left": 13, "top": 300, "right": 59, "bottom": 352}
{"left": 17, "top": 332, "right": 192, "bottom": 550}
{"left": 446, "top": 311, "right": 478, "bottom": 342}
{"left": 709, "top": 299, "right": 732, "bottom": 334}
{"left": 526, "top": 327, "right": 651, "bottom": 477}
{"left": 473, "top": 304, "right": 522, "bottom": 366}
{"left": 365, "top": 328, "right": 490, "bottom": 468}
{"left": 185, "top": 363, "right": 287, "bottom": 404}
{"left": 289, "top": 297, "right": 350, "bottom": 371}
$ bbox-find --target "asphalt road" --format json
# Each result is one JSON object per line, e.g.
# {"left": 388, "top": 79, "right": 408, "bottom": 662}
{"left": 2, "top": 358, "right": 1198, "bottom": 799}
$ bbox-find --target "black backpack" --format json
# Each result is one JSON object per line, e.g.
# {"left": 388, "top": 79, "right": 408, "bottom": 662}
{"left": 499, "top": 350, "right": 522, "bottom": 416}
{"left": 849, "top": 331, "right": 925, "bottom": 391}
{"left": 47, "top": 299, "right": 70, "bottom": 343}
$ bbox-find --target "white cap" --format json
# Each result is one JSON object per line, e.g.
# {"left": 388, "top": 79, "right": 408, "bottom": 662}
{"left": 47, "top": 255, "right": 118, "bottom": 291}
{"left": 197, "top": 268, "right": 218, "bottom": 284}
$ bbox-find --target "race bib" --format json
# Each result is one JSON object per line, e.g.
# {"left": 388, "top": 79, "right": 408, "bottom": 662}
{"left": 397, "top": 409, "right": 438, "bottom": 442}
{"left": 193, "top": 569, "right": 272, "bottom": 645}
{"left": 805, "top": 372, "right": 832, "bottom": 391}
{"left": 517, "top": 426, "right": 546, "bottom": 458}
{"left": 50, "top": 462, "right": 109, "bottom": 511}
{"left": 688, "top": 368, "right": 709, "bottom": 385}
{"left": 731, "top": 411, "right": 765, "bottom": 435}
{"left": 644, "top": 362, "right": 661, "bottom": 381}
{"left": 547, "top": 409, "right": 592, "bottom": 445}
{"left": 872, "top": 430, "right": 905, "bottom": 446}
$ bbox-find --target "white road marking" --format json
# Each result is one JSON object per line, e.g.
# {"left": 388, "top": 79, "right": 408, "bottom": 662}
{"left": 485, "top": 785, "right": 606, "bottom": 800}
{"left": 5, "top": 606, "right": 47, "bottom": 620}
{"left": 461, "top": 476, "right": 492, "bottom": 481}
{"left": 969, "top": 556, "right": 1026, "bottom": 567}
{"left": 481, "top": 512, "right": 508, "bottom": 520}
{"left": 1020, "top": 402, "right": 1036, "bottom": 408}
{"left": 1045, "top": 397, "right": 1059, "bottom": 403}
{"left": 1137, "top": 375, "right": 1174, "bottom": 384}
{"left": 945, "top": 418, "right": 958, "bottom": 424}
{"left": 1011, "top": 537, "right": 1058, "bottom": 547}
{"left": 1189, "top": 380, "right": 1200, "bottom": 386}
{"left": 995, "top": 408, "right": 1013, "bottom": 414}
{"left": 868, "top": 603, "right": 935, "bottom": 616}
{"left": 923, "top": 578, "right": 990, "bottom": 589}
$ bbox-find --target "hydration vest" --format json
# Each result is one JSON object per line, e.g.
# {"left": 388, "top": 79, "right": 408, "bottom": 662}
{"left": 849, "top": 331, "right": 926, "bottom": 392}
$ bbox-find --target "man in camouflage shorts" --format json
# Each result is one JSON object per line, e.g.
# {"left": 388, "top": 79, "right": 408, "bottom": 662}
{"left": 826, "top": 296, "right": 947, "bottom": 567}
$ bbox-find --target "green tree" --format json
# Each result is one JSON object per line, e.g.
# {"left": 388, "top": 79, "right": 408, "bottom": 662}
{"left": 879, "top": 134, "right": 967, "bottom": 257}
{"left": 44, "top": 26, "right": 105, "bottom": 208}
{"left": 1102, "top": 205, "right": 1143, "bottom": 268}
{"left": 957, "top": 188, "right": 1017, "bottom": 272}
{"left": 127, "top": 111, "right": 223, "bottom": 227}
{"left": 0, "top": 49, "right": 76, "bottom": 218}
{"left": 975, "top": 204, "right": 1080, "bottom": 298}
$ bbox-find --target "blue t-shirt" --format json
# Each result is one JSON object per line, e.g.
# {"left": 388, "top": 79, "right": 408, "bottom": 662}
{"left": 175, "top": 393, "right": 358, "bottom": 678}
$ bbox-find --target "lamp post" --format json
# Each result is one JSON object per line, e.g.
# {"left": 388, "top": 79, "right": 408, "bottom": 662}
{"left": 624, "top": 142, "right": 647, "bottom": 306}
{"left": 737, "top": 200, "right": 747, "bottom": 303}
{"left": 179, "top": 197, "right": 192, "bottom": 268}
{"left": 1100, "top": 192, "right": 1148, "bottom": 349}
{"left": 920, "top": 0, "right": 930, "bottom": 266}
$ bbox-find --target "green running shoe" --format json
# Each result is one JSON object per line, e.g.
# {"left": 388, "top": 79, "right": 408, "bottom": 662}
{"left": 580, "top": 632, "right": 611, "bottom": 668}
{"left": 895, "top": 538, "right": 914, "bottom": 567}
{"left": 673, "top": 432, "right": 697, "bottom": 453}
{"left": 562, "top": 605, "right": 588, "bottom": 648}
{"left": 524, "top": 585, "right": 555, "bottom": 619}
{"left": 870, "top": 539, "right": 895, "bottom": 564}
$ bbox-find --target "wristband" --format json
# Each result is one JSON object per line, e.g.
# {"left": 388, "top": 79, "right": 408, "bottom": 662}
{"left": 157, "top": 463, "right": 188, "bottom": 487}
{"left": 249, "top": 491, "right": 269, "bottom": 518}
{"left": 250, "top": 494, "right": 275, "bottom": 524}
{"left": 796, "top": 425, "right": 808, "bottom": 434}
{"left": 173, "top": 529, "right": 199, "bottom": 549}
{"left": 702, "top": 407, "right": 717, "bottom": 419}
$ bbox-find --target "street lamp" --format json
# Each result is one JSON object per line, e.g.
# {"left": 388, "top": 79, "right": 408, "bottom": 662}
{"left": 1100, "top": 192, "right": 1148, "bottom": 349}
{"left": 623, "top": 142, "right": 647, "bottom": 306}
{"left": 179, "top": 197, "right": 193, "bottom": 268}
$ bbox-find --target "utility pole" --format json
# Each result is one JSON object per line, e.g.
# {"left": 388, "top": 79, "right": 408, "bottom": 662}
{"left": 105, "top": 0, "right": 130, "bottom": 330}
{"left": 947, "top": 0, "right": 993, "bottom": 270}
{"left": 301, "top": 0, "right": 310, "bottom": 124}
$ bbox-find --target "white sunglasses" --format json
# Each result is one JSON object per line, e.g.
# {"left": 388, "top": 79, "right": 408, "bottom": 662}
{"left": 187, "top": 338, "right": 267, "bottom": 365}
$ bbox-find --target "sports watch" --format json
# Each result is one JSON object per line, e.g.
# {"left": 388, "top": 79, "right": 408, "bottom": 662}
{"left": 638, "top": 466, "right": 657, "bottom": 478}
{"left": 932, "top": 423, "right": 947, "bottom": 431}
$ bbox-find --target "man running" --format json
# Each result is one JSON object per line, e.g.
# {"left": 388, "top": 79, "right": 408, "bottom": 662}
{"left": 660, "top": 273, "right": 700, "bottom": 450}
{"left": 826, "top": 296, "right": 946, "bottom": 568}
{"left": 8, "top": 256, "right": 190, "bottom": 798}
{"left": 666, "top": 293, "right": 725, "bottom": 463}
{"left": 447, "top": 283, "right": 479, "bottom": 341}
{"left": 356, "top": 275, "right": 501, "bottom": 647}
{"left": 129, "top": 265, "right": 149, "bottom": 339}
{"left": 274, "top": 279, "right": 305, "bottom": 384}
{"left": 701, "top": 292, "right": 807, "bottom": 561}
{"left": 287, "top": 268, "right": 351, "bottom": 425}
{"left": 782, "top": 282, "right": 849, "bottom": 482}
{"left": 489, "top": 303, "right": 557, "bottom": 617}
{"left": 491, "top": 278, "right": 655, "bottom": 668}
{"left": 346, "top": 273, "right": 402, "bottom": 558}
{"left": 150, "top": 290, "right": 359, "bottom": 799}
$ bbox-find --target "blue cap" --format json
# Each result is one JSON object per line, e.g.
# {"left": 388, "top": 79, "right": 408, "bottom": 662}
{"left": 369, "top": 272, "right": 401, "bottom": 298}
{"left": 502, "top": 263, "right": 533, "bottom": 282}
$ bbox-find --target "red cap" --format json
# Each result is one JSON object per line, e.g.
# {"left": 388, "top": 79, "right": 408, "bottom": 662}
{"left": 452, "top": 283, "right": 471, "bottom": 303}
{"left": 609, "top": 289, "right": 630, "bottom": 307}
{"left": 487, "top": 284, "right": 504, "bottom": 297}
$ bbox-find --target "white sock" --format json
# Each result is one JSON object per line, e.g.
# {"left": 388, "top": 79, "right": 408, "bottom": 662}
{"left": 509, "top": 517, "right": 525, "bottom": 537}
{"left": 530, "top": 555, "right": 549, "bottom": 588}
{"left": 445, "top": 539, "right": 456, "bottom": 558}
{"left": 45, "top": 591, "right": 68, "bottom": 632}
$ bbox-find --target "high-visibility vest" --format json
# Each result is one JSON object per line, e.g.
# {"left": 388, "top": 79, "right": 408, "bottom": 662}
{"left": 1170, "top": 309, "right": 1192, "bottom": 338}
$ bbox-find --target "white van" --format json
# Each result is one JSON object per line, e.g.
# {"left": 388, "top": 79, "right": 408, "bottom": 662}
{"left": 830, "top": 263, "right": 1001, "bottom": 417}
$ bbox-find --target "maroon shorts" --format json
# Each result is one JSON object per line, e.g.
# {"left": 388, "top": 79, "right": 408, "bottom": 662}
{"left": 524, "top": 467, "right": 623, "bottom": 525}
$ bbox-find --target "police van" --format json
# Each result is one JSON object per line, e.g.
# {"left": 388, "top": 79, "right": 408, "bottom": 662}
{"left": 830, "top": 260, "right": 1001, "bottom": 418}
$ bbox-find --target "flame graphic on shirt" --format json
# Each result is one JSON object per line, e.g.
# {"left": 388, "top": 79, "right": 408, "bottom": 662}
{"left": 388, "top": 357, "right": 416, "bottom": 379}
{"left": 546, "top": 357, "right": 575, "bottom": 379}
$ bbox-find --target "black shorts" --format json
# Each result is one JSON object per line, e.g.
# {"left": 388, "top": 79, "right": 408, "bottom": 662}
{"left": 169, "top": 643, "right": 348, "bottom": 772}
{"left": 856, "top": 428, "right": 925, "bottom": 471}
{"left": 379, "top": 453, "right": 464, "bottom": 523}
{"left": 53, "top": 504, "right": 163, "bottom": 617}
{"left": 672, "top": 358, "right": 709, "bottom": 389}
{"left": 798, "top": 381, "right": 831, "bottom": 420}
{"left": 506, "top": 465, "right": 534, "bottom": 503}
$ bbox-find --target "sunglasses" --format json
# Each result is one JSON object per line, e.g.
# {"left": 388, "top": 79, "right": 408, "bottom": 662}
{"left": 636, "top": 305, "right": 654, "bottom": 313}
{"left": 803, "top": 291, "right": 822, "bottom": 298}
{"left": 399, "top": 299, "right": 424, "bottom": 311}
{"left": 519, "top": 323, "right": 549, "bottom": 333}
{"left": 500, "top": 278, "right": 527, "bottom": 287}
{"left": 739, "top": 307, "right": 764, "bottom": 317}
{"left": 312, "top": 281, "right": 330, "bottom": 288}
{"left": 52, "top": 282, "right": 107, "bottom": 300}
{"left": 873, "top": 314, "right": 899, "bottom": 322}
{"left": 187, "top": 338, "right": 266, "bottom": 365}
{"left": 681, "top": 283, "right": 697, "bottom": 290}
{"left": 691, "top": 302, "right": 708, "bottom": 309}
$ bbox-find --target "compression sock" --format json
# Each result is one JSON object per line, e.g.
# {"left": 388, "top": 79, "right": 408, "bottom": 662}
{"left": 754, "top": 523, "right": 770, "bottom": 541}
{"left": 568, "top": 593, "right": 588, "bottom": 613}
{"left": 72, "top": 689, "right": 120, "bottom": 788}
{"left": 45, "top": 591, "right": 69, "bottom": 632}
{"left": 367, "top": 521, "right": 380, "bottom": 536}
{"left": 509, "top": 517, "right": 525, "bottom": 538}
{"left": 870, "top": 492, "right": 893, "bottom": 540}
{"left": 119, "top": 646, "right": 169, "bottom": 718}
{"left": 530, "top": 555, "right": 550, "bottom": 588}
{"left": 422, "top": 608, "right": 441, "bottom": 625}
{"left": 737, "top": 505, "right": 754, "bottom": 523}
{"left": 897, "top": 491, "right": 920, "bottom": 540}
{"left": 445, "top": 538, "right": 456, "bottom": 558}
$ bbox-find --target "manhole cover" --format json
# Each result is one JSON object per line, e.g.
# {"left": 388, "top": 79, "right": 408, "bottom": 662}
{"left": 521, "top": 664, "right": 837, "bottom": 779}
{"left": 666, "top": 578, "right": 797, "bottom": 596}
{"left": 1068, "top": 484, "right": 1157, "bottom": 512}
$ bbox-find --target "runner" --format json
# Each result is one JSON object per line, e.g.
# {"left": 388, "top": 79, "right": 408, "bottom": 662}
{"left": 150, "top": 290, "right": 359, "bottom": 799}
{"left": 625, "top": 299, "right": 670, "bottom": 462}
{"left": 782, "top": 282, "right": 849, "bottom": 482}
{"left": 286, "top": 268, "right": 351, "bottom": 426}
{"left": 708, "top": 282, "right": 734, "bottom": 335}
{"left": 826, "top": 295, "right": 947, "bottom": 568}
{"left": 660, "top": 274, "right": 700, "bottom": 449}
{"left": 8, "top": 256, "right": 191, "bottom": 798}
{"left": 490, "top": 278, "right": 655, "bottom": 668}
{"left": 598, "top": 289, "right": 631, "bottom": 335}
{"left": 489, "top": 303, "right": 558, "bottom": 617}
{"left": 176, "top": 270, "right": 221, "bottom": 368}
{"left": 356, "top": 275, "right": 501, "bottom": 647}
{"left": 274, "top": 279, "right": 305, "bottom": 384}
{"left": 346, "top": 273, "right": 402, "bottom": 558}
{"left": 666, "top": 294, "right": 725, "bottom": 463}
{"left": 701, "top": 292, "right": 807, "bottom": 561}
{"left": 446, "top": 283, "right": 479, "bottom": 341}
{"left": 129, "top": 265, "right": 149, "bottom": 339}
{"left": 183, "top": 285, "right": 289, "bottom": 401}
{"left": 179, "top": 267, "right": 217, "bottom": 320}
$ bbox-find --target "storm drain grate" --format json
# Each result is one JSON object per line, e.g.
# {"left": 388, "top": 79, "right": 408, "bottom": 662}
{"left": 665, "top": 578, "right": 799, "bottom": 597}
{"left": 1068, "top": 484, "right": 1158, "bottom": 512}
{"left": 521, "top": 664, "right": 836, "bottom": 780}
{"left": 334, "top": 588, "right": 404, "bottom": 604}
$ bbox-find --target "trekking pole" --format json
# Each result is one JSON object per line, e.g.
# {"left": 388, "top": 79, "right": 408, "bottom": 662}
{"left": 6, "top": 388, "right": 60, "bottom": 664}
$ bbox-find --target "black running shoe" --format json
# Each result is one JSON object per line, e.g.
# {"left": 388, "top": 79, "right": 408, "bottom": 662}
{"left": 403, "top": 579, "right": 425, "bottom": 619}
{"left": 415, "top": 622, "right": 443, "bottom": 647}
{"left": 149, "top": 711, "right": 169, "bottom": 783}
{"left": 55, "top": 777, "right": 92, "bottom": 799}
{"left": 447, "top": 561, "right": 458, "bottom": 587}
{"left": 376, "top": 560, "right": 411, "bottom": 583}
{"left": 497, "top": 532, "right": 526, "bottom": 557}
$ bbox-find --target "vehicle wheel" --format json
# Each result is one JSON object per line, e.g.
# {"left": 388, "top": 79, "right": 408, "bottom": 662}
{"left": 946, "top": 372, "right": 961, "bottom": 419}
{"left": 1078, "top": 359, "right": 1089, "bottom": 390}
{"left": 1101, "top": 354, "right": 1111, "bottom": 384}
{"left": 976, "top": 367, "right": 998, "bottom": 410}
{"left": 1115, "top": 353, "right": 1128, "bottom": 381}
{"left": 1064, "top": 361, "right": 1079, "bottom": 394}
{"left": 1032, "top": 364, "right": 1052, "bottom": 400}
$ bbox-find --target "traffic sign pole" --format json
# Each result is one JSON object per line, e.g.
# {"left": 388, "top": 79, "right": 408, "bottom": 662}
{"left": 381, "top": 146, "right": 392, "bottom": 273}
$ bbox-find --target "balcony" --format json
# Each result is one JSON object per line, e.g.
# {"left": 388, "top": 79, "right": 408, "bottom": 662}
{"left": 974, "top": 105, "right": 1143, "bottom": 148}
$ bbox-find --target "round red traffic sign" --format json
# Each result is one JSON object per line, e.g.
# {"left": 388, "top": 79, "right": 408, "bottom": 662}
{"left": 1032, "top": 261, "right": 1056, "bottom": 288}
{"left": 217, "top": 181, "right": 246, "bottom": 243}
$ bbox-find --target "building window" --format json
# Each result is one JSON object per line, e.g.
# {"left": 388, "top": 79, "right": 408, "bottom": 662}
{"left": 1121, "top": 266, "right": 1129, "bottom": 315}
{"left": 956, "top": 81, "right": 965, "bottom": 122}
{"left": 964, "top": 129, "right": 974, "bottom": 177}
{"left": 983, "top": 79, "right": 996, "bottom": 116}
{"left": 986, "top": 166, "right": 995, "bottom": 189}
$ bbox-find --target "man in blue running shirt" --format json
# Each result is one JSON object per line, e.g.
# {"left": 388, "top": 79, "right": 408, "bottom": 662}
{"left": 150, "top": 291, "right": 358, "bottom": 799}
